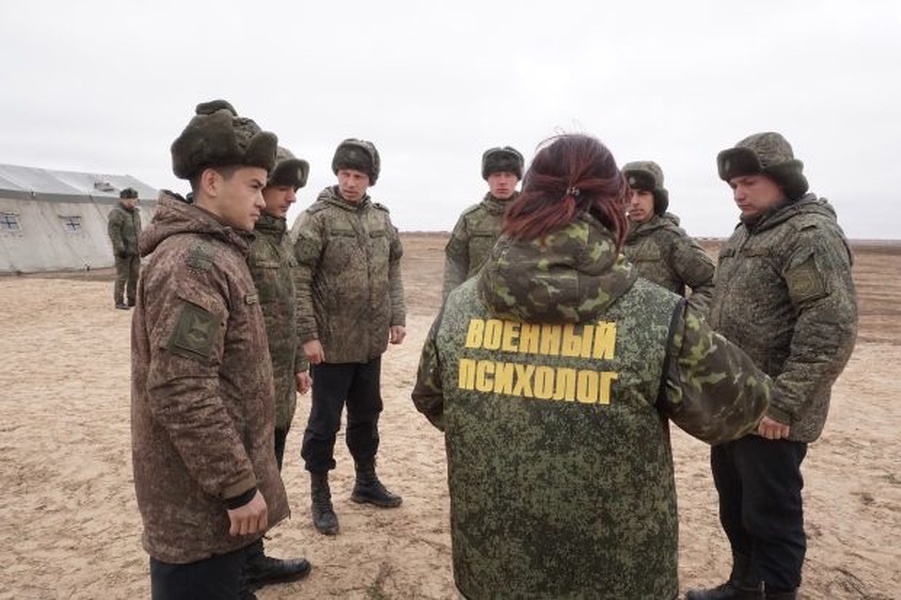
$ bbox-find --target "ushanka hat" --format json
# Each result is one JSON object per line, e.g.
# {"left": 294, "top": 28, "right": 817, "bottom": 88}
{"left": 717, "top": 131, "right": 809, "bottom": 200}
{"left": 171, "top": 99, "right": 278, "bottom": 180}
{"left": 622, "top": 160, "right": 669, "bottom": 215}
{"left": 481, "top": 146, "right": 524, "bottom": 180}
{"left": 332, "top": 138, "right": 380, "bottom": 185}
{"left": 268, "top": 146, "right": 310, "bottom": 190}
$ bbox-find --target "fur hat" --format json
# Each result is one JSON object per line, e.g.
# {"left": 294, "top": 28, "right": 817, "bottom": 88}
{"left": 622, "top": 161, "right": 669, "bottom": 215}
{"left": 717, "top": 132, "right": 809, "bottom": 200}
{"left": 170, "top": 99, "right": 278, "bottom": 180}
{"left": 119, "top": 187, "right": 139, "bottom": 199}
{"left": 332, "top": 138, "right": 380, "bottom": 185}
{"left": 267, "top": 146, "right": 310, "bottom": 190}
{"left": 482, "top": 146, "right": 523, "bottom": 180}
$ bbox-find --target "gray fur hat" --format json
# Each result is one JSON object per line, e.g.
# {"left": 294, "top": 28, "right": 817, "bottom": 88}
{"left": 332, "top": 138, "right": 380, "bottom": 185}
{"left": 267, "top": 146, "right": 310, "bottom": 190}
{"left": 622, "top": 160, "right": 669, "bottom": 215}
{"left": 171, "top": 100, "right": 278, "bottom": 180}
{"left": 482, "top": 146, "right": 524, "bottom": 180}
{"left": 717, "top": 132, "right": 809, "bottom": 200}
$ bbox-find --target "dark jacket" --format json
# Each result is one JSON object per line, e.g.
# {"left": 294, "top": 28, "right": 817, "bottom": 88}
{"left": 107, "top": 202, "right": 142, "bottom": 257}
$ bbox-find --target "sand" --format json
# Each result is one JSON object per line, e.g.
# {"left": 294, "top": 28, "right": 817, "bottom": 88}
{"left": 0, "top": 234, "right": 898, "bottom": 599}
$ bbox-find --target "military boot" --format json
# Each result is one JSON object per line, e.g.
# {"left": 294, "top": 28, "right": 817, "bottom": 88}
{"left": 685, "top": 554, "right": 763, "bottom": 600}
{"left": 243, "top": 538, "right": 311, "bottom": 591}
{"left": 350, "top": 460, "right": 403, "bottom": 508}
{"left": 310, "top": 472, "right": 339, "bottom": 535}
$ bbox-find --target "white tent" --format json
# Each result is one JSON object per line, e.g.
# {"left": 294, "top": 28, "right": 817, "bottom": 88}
{"left": 0, "top": 164, "right": 158, "bottom": 273}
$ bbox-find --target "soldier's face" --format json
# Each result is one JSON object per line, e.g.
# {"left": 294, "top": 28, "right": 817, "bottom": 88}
{"left": 262, "top": 185, "right": 297, "bottom": 218}
{"left": 204, "top": 166, "right": 267, "bottom": 231}
{"left": 729, "top": 174, "right": 785, "bottom": 218}
{"left": 337, "top": 169, "right": 370, "bottom": 202}
{"left": 487, "top": 172, "right": 518, "bottom": 200}
{"left": 627, "top": 189, "right": 655, "bottom": 223}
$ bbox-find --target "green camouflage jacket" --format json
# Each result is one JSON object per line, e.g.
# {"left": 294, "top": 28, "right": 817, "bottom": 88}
{"left": 412, "top": 214, "right": 771, "bottom": 599}
{"left": 107, "top": 202, "right": 142, "bottom": 256}
{"left": 248, "top": 213, "right": 307, "bottom": 431}
{"left": 442, "top": 192, "right": 519, "bottom": 300}
{"left": 708, "top": 194, "right": 858, "bottom": 442}
{"left": 623, "top": 212, "right": 715, "bottom": 312}
{"left": 131, "top": 197, "right": 288, "bottom": 563}
{"left": 293, "top": 186, "right": 406, "bottom": 363}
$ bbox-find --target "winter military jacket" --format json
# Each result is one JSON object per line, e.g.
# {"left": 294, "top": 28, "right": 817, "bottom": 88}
{"left": 442, "top": 192, "right": 519, "bottom": 300}
{"left": 708, "top": 194, "right": 858, "bottom": 442}
{"left": 131, "top": 197, "right": 289, "bottom": 563}
{"left": 294, "top": 186, "right": 406, "bottom": 363}
{"left": 107, "top": 202, "right": 142, "bottom": 257}
{"left": 248, "top": 212, "right": 307, "bottom": 432}
{"left": 413, "top": 214, "right": 771, "bottom": 600}
{"left": 623, "top": 212, "right": 715, "bottom": 312}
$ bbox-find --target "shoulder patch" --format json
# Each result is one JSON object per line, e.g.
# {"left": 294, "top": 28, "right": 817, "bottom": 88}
{"left": 167, "top": 301, "right": 221, "bottom": 361}
{"left": 785, "top": 255, "right": 827, "bottom": 305}
{"left": 186, "top": 242, "right": 216, "bottom": 272}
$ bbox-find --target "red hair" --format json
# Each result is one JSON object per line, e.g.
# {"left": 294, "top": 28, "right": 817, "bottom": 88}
{"left": 503, "top": 134, "right": 629, "bottom": 248}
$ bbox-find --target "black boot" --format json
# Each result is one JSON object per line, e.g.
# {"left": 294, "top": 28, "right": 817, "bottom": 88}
{"left": 310, "top": 472, "right": 339, "bottom": 535}
{"left": 685, "top": 554, "right": 763, "bottom": 600}
{"left": 350, "top": 460, "right": 402, "bottom": 508}
{"left": 243, "top": 538, "right": 311, "bottom": 591}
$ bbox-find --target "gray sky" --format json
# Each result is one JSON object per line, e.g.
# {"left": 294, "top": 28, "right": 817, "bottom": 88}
{"left": 2, "top": 1, "right": 899, "bottom": 238}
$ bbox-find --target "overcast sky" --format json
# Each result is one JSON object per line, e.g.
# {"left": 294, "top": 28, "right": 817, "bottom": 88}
{"left": 2, "top": 1, "right": 899, "bottom": 239}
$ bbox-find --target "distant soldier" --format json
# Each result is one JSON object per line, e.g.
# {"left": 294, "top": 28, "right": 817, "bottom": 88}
{"left": 621, "top": 161, "right": 715, "bottom": 312}
{"left": 294, "top": 138, "right": 406, "bottom": 536}
{"left": 413, "top": 134, "right": 772, "bottom": 599}
{"left": 442, "top": 146, "right": 524, "bottom": 300}
{"left": 131, "top": 100, "right": 288, "bottom": 599}
{"left": 107, "top": 187, "right": 142, "bottom": 309}
{"left": 244, "top": 147, "right": 313, "bottom": 590}
{"left": 686, "top": 132, "right": 858, "bottom": 600}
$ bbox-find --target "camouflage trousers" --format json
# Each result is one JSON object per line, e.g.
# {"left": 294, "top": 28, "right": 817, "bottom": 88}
{"left": 114, "top": 255, "right": 140, "bottom": 304}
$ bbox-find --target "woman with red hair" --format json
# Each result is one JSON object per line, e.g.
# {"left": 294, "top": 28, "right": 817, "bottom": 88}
{"left": 413, "top": 134, "right": 772, "bottom": 599}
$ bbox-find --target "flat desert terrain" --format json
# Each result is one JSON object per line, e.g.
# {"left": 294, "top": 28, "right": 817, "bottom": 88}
{"left": 0, "top": 234, "right": 898, "bottom": 599}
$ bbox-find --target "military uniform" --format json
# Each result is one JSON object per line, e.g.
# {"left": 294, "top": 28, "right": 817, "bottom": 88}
{"left": 442, "top": 192, "right": 519, "bottom": 300}
{"left": 413, "top": 214, "right": 772, "bottom": 599}
{"left": 294, "top": 185, "right": 405, "bottom": 472}
{"left": 131, "top": 195, "right": 289, "bottom": 563}
{"left": 107, "top": 200, "right": 142, "bottom": 307}
{"left": 687, "top": 132, "right": 858, "bottom": 600}
{"left": 623, "top": 212, "right": 715, "bottom": 311}
{"left": 248, "top": 212, "right": 306, "bottom": 468}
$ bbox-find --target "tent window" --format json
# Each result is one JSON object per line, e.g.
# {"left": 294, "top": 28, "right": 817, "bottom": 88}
{"left": 0, "top": 213, "right": 21, "bottom": 232}
{"left": 60, "top": 216, "right": 82, "bottom": 232}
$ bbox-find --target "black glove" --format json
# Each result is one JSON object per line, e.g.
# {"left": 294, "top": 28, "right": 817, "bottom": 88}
{"left": 116, "top": 250, "right": 129, "bottom": 259}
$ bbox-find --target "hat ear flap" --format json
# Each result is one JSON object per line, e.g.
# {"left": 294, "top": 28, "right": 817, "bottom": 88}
{"left": 653, "top": 189, "right": 669, "bottom": 215}
{"left": 296, "top": 160, "right": 310, "bottom": 188}
{"left": 765, "top": 160, "right": 808, "bottom": 199}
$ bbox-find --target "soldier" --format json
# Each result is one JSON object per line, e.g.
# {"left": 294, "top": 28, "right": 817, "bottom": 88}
{"left": 442, "top": 146, "right": 523, "bottom": 300}
{"left": 294, "top": 138, "right": 406, "bottom": 536}
{"left": 131, "top": 100, "right": 289, "bottom": 600}
{"left": 243, "top": 146, "right": 313, "bottom": 590}
{"left": 686, "top": 133, "right": 858, "bottom": 600}
{"left": 107, "top": 186, "right": 142, "bottom": 309}
{"left": 412, "top": 134, "right": 773, "bottom": 600}
{"left": 621, "top": 161, "right": 715, "bottom": 311}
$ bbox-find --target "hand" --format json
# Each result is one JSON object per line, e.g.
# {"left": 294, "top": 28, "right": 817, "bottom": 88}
{"left": 303, "top": 340, "right": 325, "bottom": 364}
{"left": 389, "top": 325, "right": 406, "bottom": 345}
{"left": 296, "top": 370, "right": 312, "bottom": 394}
{"left": 757, "top": 416, "right": 791, "bottom": 440}
{"left": 226, "top": 490, "right": 268, "bottom": 536}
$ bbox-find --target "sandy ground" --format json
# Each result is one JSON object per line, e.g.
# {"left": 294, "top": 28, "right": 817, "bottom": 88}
{"left": 0, "top": 234, "right": 898, "bottom": 600}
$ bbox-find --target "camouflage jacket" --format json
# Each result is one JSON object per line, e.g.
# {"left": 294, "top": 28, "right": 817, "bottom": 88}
{"left": 708, "top": 194, "right": 858, "bottom": 442}
{"left": 248, "top": 213, "right": 307, "bottom": 432}
{"left": 107, "top": 202, "right": 142, "bottom": 256}
{"left": 293, "top": 186, "right": 406, "bottom": 363}
{"left": 623, "top": 212, "right": 715, "bottom": 312}
{"left": 131, "top": 197, "right": 288, "bottom": 563}
{"left": 412, "top": 214, "right": 771, "bottom": 599}
{"left": 442, "top": 192, "right": 519, "bottom": 300}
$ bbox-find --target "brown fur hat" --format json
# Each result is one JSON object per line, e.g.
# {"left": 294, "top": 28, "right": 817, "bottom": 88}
{"left": 267, "top": 146, "right": 310, "bottom": 190}
{"left": 717, "top": 132, "right": 809, "bottom": 200}
{"left": 331, "top": 138, "right": 380, "bottom": 185}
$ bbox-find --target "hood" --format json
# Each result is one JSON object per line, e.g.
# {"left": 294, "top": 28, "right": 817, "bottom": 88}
{"left": 480, "top": 191, "right": 519, "bottom": 216}
{"left": 139, "top": 196, "right": 252, "bottom": 258}
{"left": 255, "top": 212, "right": 287, "bottom": 235}
{"left": 743, "top": 193, "right": 836, "bottom": 232}
{"left": 478, "top": 214, "right": 638, "bottom": 324}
